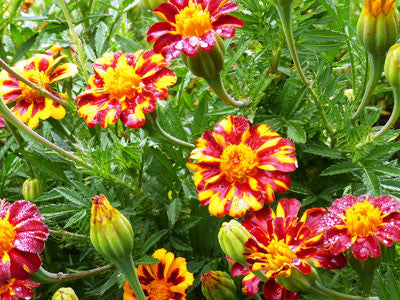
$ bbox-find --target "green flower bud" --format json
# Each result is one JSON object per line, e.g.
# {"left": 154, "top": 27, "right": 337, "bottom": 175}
{"left": 201, "top": 271, "right": 238, "bottom": 300}
{"left": 90, "top": 194, "right": 134, "bottom": 261}
{"left": 357, "top": 0, "right": 398, "bottom": 56}
{"left": 272, "top": 0, "right": 293, "bottom": 8}
{"left": 22, "top": 178, "right": 42, "bottom": 202}
{"left": 385, "top": 44, "right": 400, "bottom": 88}
{"left": 142, "top": 0, "right": 165, "bottom": 10}
{"left": 52, "top": 287, "right": 79, "bottom": 300}
{"left": 275, "top": 266, "right": 318, "bottom": 292}
{"left": 218, "top": 220, "right": 251, "bottom": 267}
{"left": 182, "top": 35, "right": 225, "bottom": 79}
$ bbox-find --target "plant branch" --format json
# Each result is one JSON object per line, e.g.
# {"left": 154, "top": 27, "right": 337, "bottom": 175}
{"left": 0, "top": 58, "right": 67, "bottom": 105}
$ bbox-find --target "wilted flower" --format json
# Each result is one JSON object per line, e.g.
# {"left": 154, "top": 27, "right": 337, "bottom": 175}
{"left": 147, "top": 0, "right": 244, "bottom": 60}
{"left": 75, "top": 50, "right": 176, "bottom": 129}
{"left": 320, "top": 195, "right": 400, "bottom": 261}
{"left": 0, "top": 199, "right": 48, "bottom": 283}
{"left": 188, "top": 115, "right": 297, "bottom": 217}
{"left": 0, "top": 54, "right": 77, "bottom": 128}
{"left": 123, "top": 248, "right": 194, "bottom": 300}
{"left": 0, "top": 278, "right": 40, "bottom": 300}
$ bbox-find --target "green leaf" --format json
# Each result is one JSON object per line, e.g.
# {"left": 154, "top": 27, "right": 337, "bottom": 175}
{"left": 167, "top": 198, "right": 182, "bottom": 227}
{"left": 362, "top": 169, "right": 381, "bottom": 197}
{"left": 364, "top": 142, "right": 400, "bottom": 161}
{"left": 192, "top": 96, "right": 208, "bottom": 136}
{"left": 374, "top": 165, "right": 400, "bottom": 176}
{"left": 54, "top": 187, "right": 88, "bottom": 207}
{"left": 135, "top": 256, "right": 160, "bottom": 265}
{"left": 287, "top": 121, "right": 306, "bottom": 143}
{"left": 95, "top": 22, "right": 108, "bottom": 55}
{"left": 304, "top": 143, "right": 343, "bottom": 159}
{"left": 114, "top": 35, "right": 141, "bottom": 52}
{"left": 141, "top": 229, "right": 169, "bottom": 253}
{"left": 11, "top": 33, "right": 38, "bottom": 64}
{"left": 321, "top": 162, "right": 361, "bottom": 176}
{"left": 170, "top": 236, "right": 192, "bottom": 251}
{"left": 64, "top": 210, "right": 87, "bottom": 228}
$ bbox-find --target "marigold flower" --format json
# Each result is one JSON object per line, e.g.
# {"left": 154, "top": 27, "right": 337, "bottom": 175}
{"left": 123, "top": 248, "right": 194, "bottom": 300}
{"left": 0, "top": 54, "right": 77, "bottom": 128}
{"left": 21, "top": 0, "right": 34, "bottom": 12}
{"left": 75, "top": 50, "right": 176, "bottom": 129}
{"left": 45, "top": 44, "right": 65, "bottom": 58}
{"left": 0, "top": 199, "right": 48, "bottom": 283}
{"left": 0, "top": 278, "right": 40, "bottom": 300}
{"left": 188, "top": 115, "right": 297, "bottom": 217}
{"left": 147, "top": 0, "right": 244, "bottom": 60}
{"left": 319, "top": 195, "right": 400, "bottom": 261}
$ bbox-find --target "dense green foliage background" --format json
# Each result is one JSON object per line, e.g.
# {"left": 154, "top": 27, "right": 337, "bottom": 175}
{"left": 1, "top": 0, "right": 400, "bottom": 298}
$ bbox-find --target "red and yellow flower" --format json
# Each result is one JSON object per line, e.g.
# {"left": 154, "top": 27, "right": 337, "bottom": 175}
{"left": 147, "top": 0, "right": 244, "bottom": 60}
{"left": 188, "top": 115, "right": 297, "bottom": 217}
{"left": 75, "top": 50, "right": 176, "bottom": 129}
{"left": 228, "top": 198, "right": 345, "bottom": 299}
{"left": 319, "top": 195, "right": 400, "bottom": 261}
{"left": 0, "top": 54, "right": 77, "bottom": 129}
{"left": 0, "top": 278, "right": 40, "bottom": 300}
{"left": 123, "top": 248, "right": 194, "bottom": 300}
{"left": 0, "top": 199, "right": 48, "bottom": 283}
{"left": 21, "top": 0, "right": 34, "bottom": 13}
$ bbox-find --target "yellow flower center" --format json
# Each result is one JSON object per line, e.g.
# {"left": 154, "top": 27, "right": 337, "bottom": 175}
{"left": 263, "top": 239, "right": 297, "bottom": 272}
{"left": 365, "top": 0, "right": 395, "bottom": 16}
{"left": 175, "top": 0, "right": 212, "bottom": 37}
{"left": 0, "top": 278, "right": 14, "bottom": 295}
{"left": 102, "top": 56, "right": 142, "bottom": 100}
{"left": 344, "top": 200, "right": 383, "bottom": 238}
{"left": 19, "top": 69, "right": 50, "bottom": 103}
{"left": 0, "top": 218, "right": 16, "bottom": 254}
{"left": 219, "top": 144, "right": 258, "bottom": 183}
{"left": 147, "top": 279, "right": 173, "bottom": 300}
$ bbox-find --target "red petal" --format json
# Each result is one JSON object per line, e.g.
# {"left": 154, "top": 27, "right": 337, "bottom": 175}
{"left": 313, "top": 249, "right": 347, "bottom": 270}
{"left": 322, "top": 228, "right": 352, "bottom": 255}
{"left": 8, "top": 201, "right": 43, "bottom": 226}
{"left": 198, "top": 31, "right": 216, "bottom": 52}
{"left": 351, "top": 236, "right": 381, "bottom": 261}
{"left": 170, "top": 0, "right": 189, "bottom": 9}
{"left": 0, "top": 258, "right": 11, "bottom": 284}
{"left": 262, "top": 279, "right": 298, "bottom": 300}
{"left": 231, "top": 262, "right": 250, "bottom": 276}
{"left": 215, "top": 2, "right": 238, "bottom": 15}
{"left": 242, "top": 273, "right": 261, "bottom": 296}
{"left": 181, "top": 37, "right": 200, "bottom": 57}
{"left": 213, "top": 15, "right": 244, "bottom": 28}
{"left": 329, "top": 195, "right": 359, "bottom": 214}
{"left": 277, "top": 198, "right": 301, "bottom": 218}
{"left": 9, "top": 250, "right": 42, "bottom": 280}
{"left": 147, "top": 22, "right": 177, "bottom": 43}
{"left": 153, "top": 2, "right": 179, "bottom": 22}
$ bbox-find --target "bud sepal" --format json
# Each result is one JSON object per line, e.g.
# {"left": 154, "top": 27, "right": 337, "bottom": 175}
{"left": 201, "top": 271, "right": 239, "bottom": 300}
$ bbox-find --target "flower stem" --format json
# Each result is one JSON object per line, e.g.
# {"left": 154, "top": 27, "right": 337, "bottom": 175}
{"left": 307, "top": 281, "right": 379, "bottom": 300}
{"left": 112, "top": 255, "right": 146, "bottom": 300}
{"left": 58, "top": 0, "right": 88, "bottom": 82}
{"left": 155, "top": 117, "right": 195, "bottom": 149}
{"left": 352, "top": 53, "right": 385, "bottom": 120}
{"left": 0, "top": 58, "right": 67, "bottom": 105}
{"left": 275, "top": 4, "right": 335, "bottom": 139}
{"left": 204, "top": 75, "right": 248, "bottom": 107}
{"left": 373, "top": 86, "right": 400, "bottom": 139}
{"left": 31, "top": 265, "right": 114, "bottom": 284}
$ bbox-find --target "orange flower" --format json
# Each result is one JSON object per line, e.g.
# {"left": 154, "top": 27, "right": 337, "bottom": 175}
{"left": 123, "top": 248, "right": 194, "bottom": 300}
{"left": 75, "top": 50, "right": 176, "bottom": 129}
{"left": 0, "top": 199, "right": 48, "bottom": 283}
{"left": 0, "top": 278, "right": 40, "bottom": 300}
{"left": 21, "top": 0, "right": 34, "bottom": 12}
{"left": 0, "top": 54, "right": 77, "bottom": 128}
{"left": 188, "top": 115, "right": 297, "bottom": 217}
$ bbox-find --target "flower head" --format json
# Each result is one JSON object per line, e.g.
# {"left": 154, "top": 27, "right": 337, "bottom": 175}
{"left": 123, "top": 248, "right": 194, "bottom": 300}
{"left": 75, "top": 50, "right": 176, "bottom": 129}
{"left": 21, "top": 0, "right": 34, "bottom": 13}
{"left": 147, "top": 0, "right": 244, "bottom": 60}
{"left": 320, "top": 195, "right": 400, "bottom": 261}
{"left": 0, "top": 54, "right": 77, "bottom": 128}
{"left": 188, "top": 115, "right": 297, "bottom": 217}
{"left": 0, "top": 199, "right": 48, "bottom": 283}
{"left": 0, "top": 278, "right": 40, "bottom": 300}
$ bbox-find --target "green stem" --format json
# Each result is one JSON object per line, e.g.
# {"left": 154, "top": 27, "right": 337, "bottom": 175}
{"left": 49, "top": 229, "right": 87, "bottom": 239}
{"left": 112, "top": 256, "right": 146, "bottom": 300}
{"left": 58, "top": 0, "right": 88, "bottom": 82}
{"left": 374, "top": 86, "right": 400, "bottom": 139}
{"left": 352, "top": 53, "right": 385, "bottom": 120}
{"left": 344, "top": 26, "right": 357, "bottom": 95}
{"left": 275, "top": 4, "right": 335, "bottom": 139}
{"left": 31, "top": 265, "right": 114, "bottom": 284}
{"left": 155, "top": 117, "right": 195, "bottom": 149}
{"left": 307, "top": 281, "right": 379, "bottom": 300}
{"left": 204, "top": 75, "right": 248, "bottom": 107}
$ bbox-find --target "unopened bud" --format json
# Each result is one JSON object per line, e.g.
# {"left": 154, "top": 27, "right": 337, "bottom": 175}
{"left": 90, "top": 194, "right": 134, "bottom": 261}
{"left": 52, "top": 287, "right": 78, "bottom": 300}
{"left": 385, "top": 44, "right": 400, "bottom": 88}
{"left": 201, "top": 271, "right": 238, "bottom": 300}
{"left": 22, "top": 178, "right": 42, "bottom": 202}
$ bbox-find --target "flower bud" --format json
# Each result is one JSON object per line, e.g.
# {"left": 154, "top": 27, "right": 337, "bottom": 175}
{"left": 272, "top": 0, "right": 293, "bottom": 7}
{"left": 52, "top": 287, "right": 79, "bottom": 300}
{"left": 275, "top": 266, "right": 317, "bottom": 292}
{"left": 22, "top": 178, "right": 42, "bottom": 202}
{"left": 385, "top": 44, "right": 400, "bottom": 88}
{"left": 90, "top": 194, "right": 134, "bottom": 261}
{"left": 182, "top": 35, "right": 225, "bottom": 79}
{"left": 142, "top": 0, "right": 165, "bottom": 10}
{"left": 357, "top": 0, "right": 398, "bottom": 56}
{"left": 201, "top": 271, "right": 238, "bottom": 300}
{"left": 345, "top": 249, "right": 383, "bottom": 276}
{"left": 218, "top": 220, "right": 251, "bottom": 267}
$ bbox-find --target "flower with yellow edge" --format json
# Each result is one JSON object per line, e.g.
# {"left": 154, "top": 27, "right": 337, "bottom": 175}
{"left": 147, "top": 0, "right": 244, "bottom": 60}
{"left": 0, "top": 54, "right": 77, "bottom": 129}
{"left": 320, "top": 195, "right": 400, "bottom": 261}
{"left": 0, "top": 199, "right": 48, "bottom": 284}
{"left": 187, "top": 115, "right": 297, "bottom": 217}
{"left": 0, "top": 278, "right": 40, "bottom": 300}
{"left": 75, "top": 50, "right": 176, "bottom": 129}
{"left": 123, "top": 248, "right": 194, "bottom": 300}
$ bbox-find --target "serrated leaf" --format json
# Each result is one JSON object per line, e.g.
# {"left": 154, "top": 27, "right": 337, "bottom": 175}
{"left": 364, "top": 142, "right": 400, "bottom": 161}
{"left": 374, "top": 165, "right": 400, "bottom": 176}
{"left": 287, "top": 121, "right": 306, "bottom": 143}
{"left": 362, "top": 169, "right": 381, "bottom": 197}
{"left": 95, "top": 22, "right": 108, "bottom": 55}
{"left": 64, "top": 210, "right": 87, "bottom": 228}
{"left": 114, "top": 35, "right": 141, "bottom": 52}
{"left": 170, "top": 236, "right": 192, "bottom": 251}
{"left": 135, "top": 256, "right": 160, "bottom": 265}
{"left": 141, "top": 229, "right": 169, "bottom": 253}
{"left": 321, "top": 162, "right": 361, "bottom": 176}
{"left": 55, "top": 187, "right": 88, "bottom": 207}
{"left": 304, "top": 143, "right": 342, "bottom": 159}
{"left": 11, "top": 33, "right": 38, "bottom": 64}
{"left": 167, "top": 198, "right": 182, "bottom": 227}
